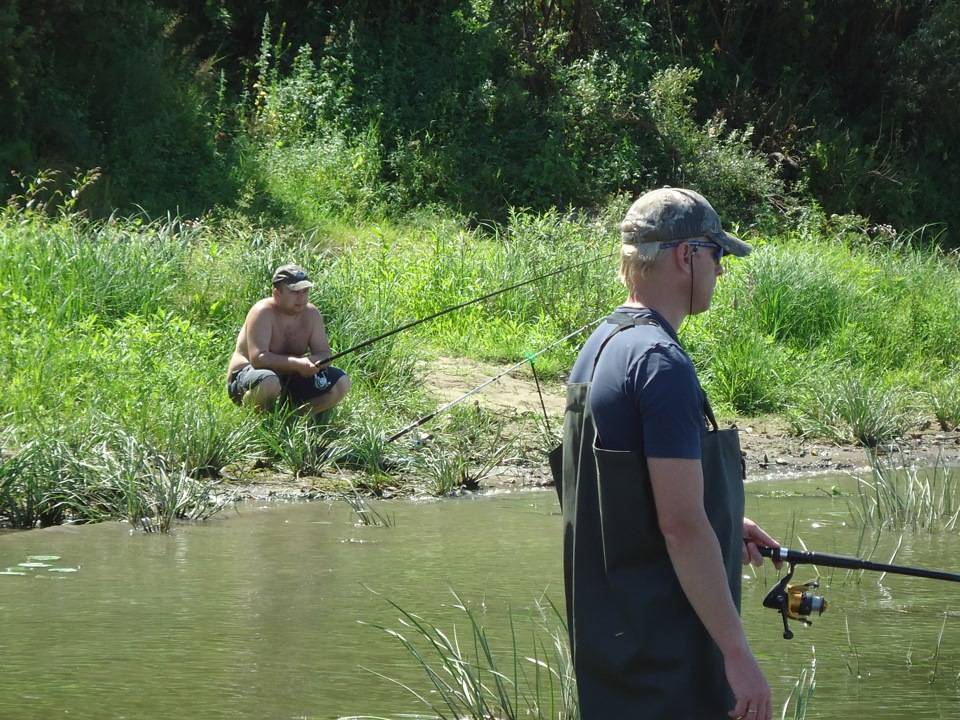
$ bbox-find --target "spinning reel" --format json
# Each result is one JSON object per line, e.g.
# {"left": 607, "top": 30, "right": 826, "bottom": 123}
{"left": 758, "top": 545, "right": 960, "bottom": 639}
{"left": 762, "top": 561, "right": 827, "bottom": 640}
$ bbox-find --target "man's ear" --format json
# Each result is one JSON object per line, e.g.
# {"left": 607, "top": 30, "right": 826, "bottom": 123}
{"left": 673, "top": 241, "right": 692, "bottom": 271}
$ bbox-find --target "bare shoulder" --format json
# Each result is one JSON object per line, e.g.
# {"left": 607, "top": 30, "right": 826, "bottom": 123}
{"left": 304, "top": 303, "right": 325, "bottom": 325}
{"left": 245, "top": 297, "right": 276, "bottom": 323}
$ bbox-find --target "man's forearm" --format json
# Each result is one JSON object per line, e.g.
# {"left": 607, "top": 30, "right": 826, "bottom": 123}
{"left": 308, "top": 350, "right": 331, "bottom": 365}
{"left": 251, "top": 351, "right": 312, "bottom": 374}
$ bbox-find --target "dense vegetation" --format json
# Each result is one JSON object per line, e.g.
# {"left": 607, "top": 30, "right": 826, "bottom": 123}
{"left": 3, "top": 1, "right": 960, "bottom": 530}
{"left": 3, "top": 1, "right": 960, "bottom": 236}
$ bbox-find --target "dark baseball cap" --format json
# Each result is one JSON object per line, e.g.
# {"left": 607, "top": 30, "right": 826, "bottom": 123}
{"left": 619, "top": 187, "right": 752, "bottom": 257}
{"left": 272, "top": 264, "right": 314, "bottom": 290}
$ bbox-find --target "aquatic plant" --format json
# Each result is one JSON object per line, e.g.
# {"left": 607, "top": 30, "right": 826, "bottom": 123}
{"left": 414, "top": 445, "right": 472, "bottom": 496}
{"left": 0, "top": 434, "right": 79, "bottom": 528}
{"left": 843, "top": 615, "right": 865, "bottom": 680}
{"left": 850, "top": 452, "right": 960, "bottom": 531}
{"left": 59, "top": 428, "right": 234, "bottom": 532}
{"left": 928, "top": 376, "right": 960, "bottom": 431}
{"left": 0, "top": 420, "right": 232, "bottom": 532}
{"left": 350, "top": 591, "right": 577, "bottom": 720}
{"left": 341, "top": 489, "right": 395, "bottom": 528}
{"left": 903, "top": 611, "right": 953, "bottom": 686}
{"left": 780, "top": 651, "right": 816, "bottom": 720}
{"left": 413, "top": 404, "right": 517, "bottom": 496}
{"left": 258, "top": 409, "right": 337, "bottom": 479}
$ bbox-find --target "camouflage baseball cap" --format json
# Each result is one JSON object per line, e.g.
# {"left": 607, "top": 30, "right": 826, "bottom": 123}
{"left": 619, "top": 187, "right": 751, "bottom": 257}
{"left": 272, "top": 264, "right": 314, "bottom": 290}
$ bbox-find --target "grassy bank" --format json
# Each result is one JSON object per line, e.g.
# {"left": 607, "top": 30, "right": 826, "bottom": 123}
{"left": 2, "top": 188, "right": 960, "bottom": 528}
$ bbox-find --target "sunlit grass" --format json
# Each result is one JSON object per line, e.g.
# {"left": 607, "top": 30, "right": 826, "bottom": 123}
{"left": 352, "top": 591, "right": 577, "bottom": 720}
{"left": 780, "top": 651, "right": 816, "bottom": 720}
{"left": 788, "top": 372, "right": 921, "bottom": 447}
{"left": 0, "top": 423, "right": 231, "bottom": 531}
{"left": 3, "top": 175, "right": 960, "bottom": 527}
{"left": 928, "top": 376, "right": 960, "bottom": 431}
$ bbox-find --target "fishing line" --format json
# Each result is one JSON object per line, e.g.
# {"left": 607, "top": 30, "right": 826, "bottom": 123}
{"left": 324, "top": 250, "right": 615, "bottom": 364}
{"left": 383, "top": 316, "right": 604, "bottom": 444}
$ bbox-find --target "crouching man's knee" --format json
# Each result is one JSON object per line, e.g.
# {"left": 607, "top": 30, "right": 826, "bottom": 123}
{"left": 309, "top": 373, "right": 350, "bottom": 414}
{"left": 245, "top": 374, "right": 282, "bottom": 410}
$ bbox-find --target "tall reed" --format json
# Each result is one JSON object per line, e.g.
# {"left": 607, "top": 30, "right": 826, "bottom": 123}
{"left": 354, "top": 591, "right": 577, "bottom": 720}
{"left": 850, "top": 452, "right": 960, "bottom": 531}
{"left": 780, "top": 651, "right": 816, "bottom": 720}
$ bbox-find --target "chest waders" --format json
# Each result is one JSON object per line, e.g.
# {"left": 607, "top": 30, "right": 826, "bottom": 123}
{"left": 549, "top": 312, "right": 746, "bottom": 719}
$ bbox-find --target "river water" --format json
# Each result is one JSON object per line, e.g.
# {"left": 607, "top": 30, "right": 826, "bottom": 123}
{"left": 2, "top": 474, "right": 960, "bottom": 719}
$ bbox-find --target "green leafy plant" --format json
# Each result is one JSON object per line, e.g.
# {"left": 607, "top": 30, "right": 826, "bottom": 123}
{"left": 928, "top": 376, "right": 960, "bottom": 431}
{"left": 850, "top": 452, "right": 960, "bottom": 531}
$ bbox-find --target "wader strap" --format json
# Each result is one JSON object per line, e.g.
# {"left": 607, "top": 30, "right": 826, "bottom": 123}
{"left": 595, "top": 311, "right": 720, "bottom": 432}
{"left": 588, "top": 312, "right": 660, "bottom": 382}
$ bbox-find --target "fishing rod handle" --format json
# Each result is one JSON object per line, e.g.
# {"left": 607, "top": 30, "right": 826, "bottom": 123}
{"left": 759, "top": 546, "right": 960, "bottom": 583}
{"left": 760, "top": 546, "right": 863, "bottom": 570}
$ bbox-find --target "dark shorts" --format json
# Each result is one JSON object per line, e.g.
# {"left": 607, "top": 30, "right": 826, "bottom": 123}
{"left": 227, "top": 364, "right": 348, "bottom": 406}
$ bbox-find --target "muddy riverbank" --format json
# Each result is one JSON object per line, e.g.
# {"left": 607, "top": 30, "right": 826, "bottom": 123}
{"left": 222, "top": 356, "right": 960, "bottom": 501}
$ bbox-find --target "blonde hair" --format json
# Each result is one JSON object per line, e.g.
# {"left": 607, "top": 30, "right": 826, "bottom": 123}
{"left": 618, "top": 243, "right": 660, "bottom": 288}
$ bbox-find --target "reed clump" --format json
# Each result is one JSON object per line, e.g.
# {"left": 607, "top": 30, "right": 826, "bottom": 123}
{"left": 850, "top": 452, "right": 960, "bottom": 531}
{"left": 353, "top": 591, "right": 577, "bottom": 720}
{"left": 780, "top": 652, "right": 817, "bottom": 720}
{"left": 788, "top": 372, "right": 921, "bottom": 447}
{"left": 0, "top": 424, "right": 231, "bottom": 531}
{"left": 928, "top": 376, "right": 960, "bottom": 432}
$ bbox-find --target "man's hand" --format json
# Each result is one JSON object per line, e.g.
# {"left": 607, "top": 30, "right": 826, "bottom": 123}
{"left": 309, "top": 353, "right": 332, "bottom": 369}
{"left": 742, "top": 518, "right": 782, "bottom": 569}
{"left": 725, "top": 644, "right": 772, "bottom": 720}
{"left": 290, "top": 356, "right": 320, "bottom": 378}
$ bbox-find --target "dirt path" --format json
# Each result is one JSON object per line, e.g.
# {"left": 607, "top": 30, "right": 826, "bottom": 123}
{"left": 424, "top": 356, "right": 960, "bottom": 486}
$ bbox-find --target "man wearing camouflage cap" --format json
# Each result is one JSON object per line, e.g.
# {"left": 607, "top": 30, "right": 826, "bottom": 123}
{"left": 553, "top": 188, "right": 780, "bottom": 719}
{"left": 226, "top": 264, "right": 350, "bottom": 414}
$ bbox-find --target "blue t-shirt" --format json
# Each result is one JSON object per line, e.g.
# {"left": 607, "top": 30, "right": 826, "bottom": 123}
{"left": 569, "top": 306, "right": 704, "bottom": 458}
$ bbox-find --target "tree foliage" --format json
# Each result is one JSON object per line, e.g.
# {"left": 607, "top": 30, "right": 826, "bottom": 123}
{"left": 2, "top": 0, "right": 958, "bottom": 237}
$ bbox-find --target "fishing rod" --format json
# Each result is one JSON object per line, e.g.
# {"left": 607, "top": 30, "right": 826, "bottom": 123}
{"left": 317, "top": 317, "right": 602, "bottom": 469}
{"left": 758, "top": 545, "right": 960, "bottom": 639}
{"left": 384, "top": 316, "right": 604, "bottom": 444}
{"left": 324, "top": 250, "right": 615, "bottom": 364}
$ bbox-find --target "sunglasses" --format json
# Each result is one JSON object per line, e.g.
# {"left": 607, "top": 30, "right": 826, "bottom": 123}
{"left": 659, "top": 239, "right": 725, "bottom": 264}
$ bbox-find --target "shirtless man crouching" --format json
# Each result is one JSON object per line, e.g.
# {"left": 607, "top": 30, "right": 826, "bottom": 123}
{"left": 226, "top": 264, "right": 351, "bottom": 414}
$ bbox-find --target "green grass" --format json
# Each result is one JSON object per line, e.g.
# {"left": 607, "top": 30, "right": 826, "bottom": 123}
{"left": 780, "top": 651, "right": 817, "bottom": 720}
{"left": 788, "top": 372, "right": 922, "bottom": 447}
{"left": 3, "top": 175, "right": 960, "bottom": 528}
{"left": 928, "top": 376, "right": 960, "bottom": 431}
